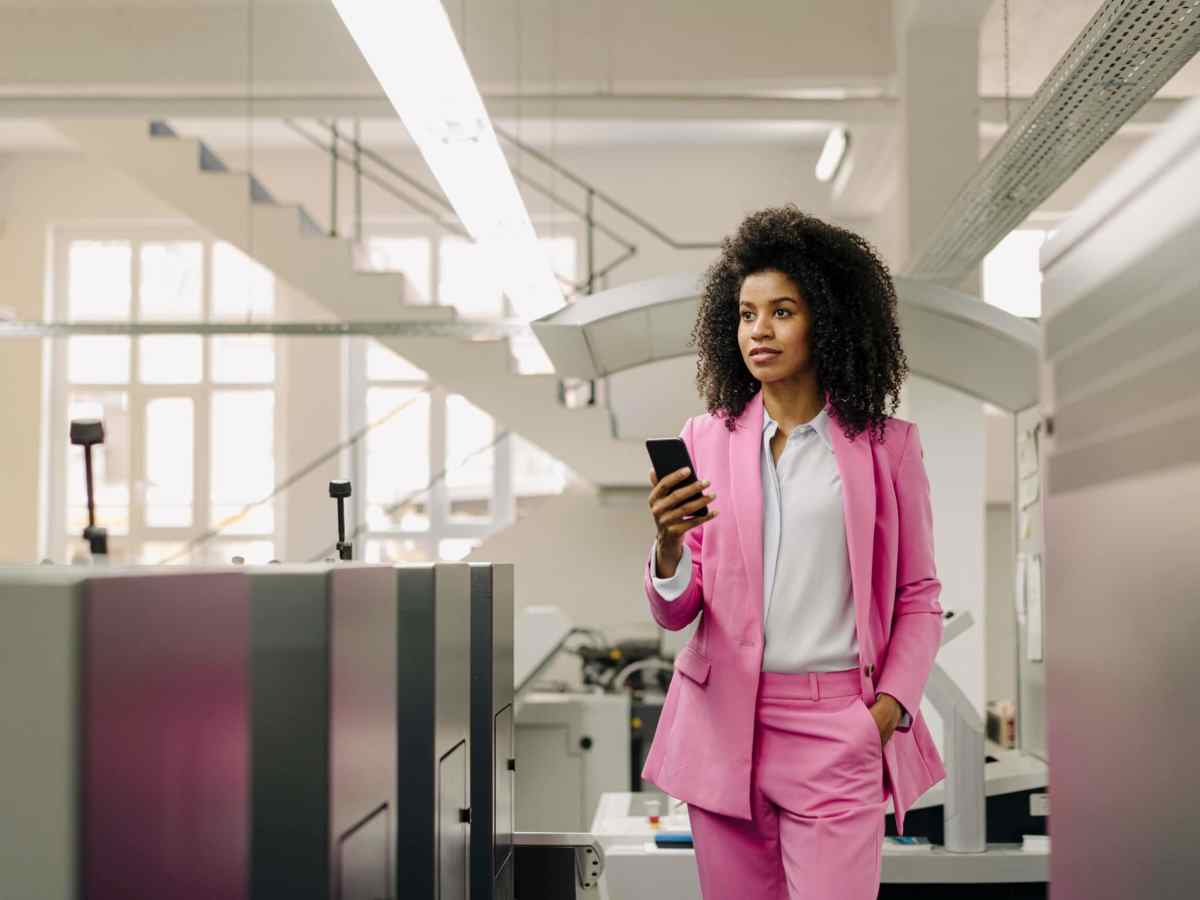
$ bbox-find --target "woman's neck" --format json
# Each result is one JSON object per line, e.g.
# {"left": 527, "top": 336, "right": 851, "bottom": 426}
{"left": 761, "top": 377, "right": 824, "bottom": 430}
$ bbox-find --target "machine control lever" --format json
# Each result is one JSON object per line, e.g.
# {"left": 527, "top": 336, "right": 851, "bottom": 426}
{"left": 329, "top": 479, "right": 353, "bottom": 561}
{"left": 70, "top": 418, "right": 108, "bottom": 558}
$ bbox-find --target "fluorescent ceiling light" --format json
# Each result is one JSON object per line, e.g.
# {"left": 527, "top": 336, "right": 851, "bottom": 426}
{"left": 815, "top": 127, "right": 849, "bottom": 182}
{"left": 330, "top": 0, "right": 564, "bottom": 325}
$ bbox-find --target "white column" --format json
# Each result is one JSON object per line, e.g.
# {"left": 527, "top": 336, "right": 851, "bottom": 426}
{"left": 276, "top": 284, "right": 349, "bottom": 562}
{"left": 892, "top": 0, "right": 989, "bottom": 284}
{"left": 892, "top": 0, "right": 991, "bottom": 752}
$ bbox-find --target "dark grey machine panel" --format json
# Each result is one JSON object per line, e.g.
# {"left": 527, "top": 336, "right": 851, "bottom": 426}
{"left": 329, "top": 565, "right": 399, "bottom": 900}
{"left": 469, "top": 563, "right": 515, "bottom": 900}
{"left": 247, "top": 564, "right": 397, "bottom": 900}
{"left": 395, "top": 563, "right": 472, "bottom": 900}
{"left": 249, "top": 567, "right": 333, "bottom": 898}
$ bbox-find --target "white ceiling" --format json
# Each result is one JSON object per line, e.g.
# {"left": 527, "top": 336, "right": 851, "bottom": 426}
{"left": 1, "top": 0, "right": 1196, "bottom": 217}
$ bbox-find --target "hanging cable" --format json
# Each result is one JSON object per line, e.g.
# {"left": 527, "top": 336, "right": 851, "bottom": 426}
{"left": 246, "top": 0, "right": 256, "bottom": 311}
{"left": 1004, "top": 0, "right": 1012, "bottom": 130}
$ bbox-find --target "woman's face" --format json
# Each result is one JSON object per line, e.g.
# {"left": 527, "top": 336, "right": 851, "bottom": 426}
{"left": 736, "top": 269, "right": 813, "bottom": 384}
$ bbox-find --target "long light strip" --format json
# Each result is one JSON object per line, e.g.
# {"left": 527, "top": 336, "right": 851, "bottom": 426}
{"left": 330, "top": 0, "right": 565, "bottom": 323}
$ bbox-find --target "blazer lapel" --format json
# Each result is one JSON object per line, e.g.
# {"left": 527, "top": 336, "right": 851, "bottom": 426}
{"left": 728, "top": 390, "right": 876, "bottom": 658}
{"left": 729, "top": 391, "right": 765, "bottom": 627}
{"left": 828, "top": 406, "right": 876, "bottom": 660}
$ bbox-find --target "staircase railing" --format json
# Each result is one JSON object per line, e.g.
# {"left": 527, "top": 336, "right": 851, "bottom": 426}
{"left": 234, "top": 117, "right": 719, "bottom": 407}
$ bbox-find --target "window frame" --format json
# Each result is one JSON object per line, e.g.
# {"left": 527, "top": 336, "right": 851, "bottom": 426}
{"left": 348, "top": 222, "right": 581, "bottom": 562}
{"left": 45, "top": 223, "right": 284, "bottom": 565}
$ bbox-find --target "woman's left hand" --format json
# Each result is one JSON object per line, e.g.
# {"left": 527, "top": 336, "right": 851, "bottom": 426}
{"left": 868, "top": 694, "right": 904, "bottom": 748}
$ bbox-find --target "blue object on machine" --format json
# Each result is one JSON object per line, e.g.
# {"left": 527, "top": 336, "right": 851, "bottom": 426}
{"left": 654, "top": 831, "right": 694, "bottom": 849}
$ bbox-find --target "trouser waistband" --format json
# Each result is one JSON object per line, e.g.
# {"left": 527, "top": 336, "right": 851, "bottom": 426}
{"left": 758, "top": 667, "right": 862, "bottom": 700}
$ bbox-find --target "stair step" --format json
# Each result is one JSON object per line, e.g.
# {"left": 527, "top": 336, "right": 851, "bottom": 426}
{"left": 297, "top": 206, "right": 323, "bottom": 237}
{"left": 198, "top": 142, "right": 228, "bottom": 173}
{"left": 252, "top": 203, "right": 327, "bottom": 240}
{"left": 50, "top": 117, "right": 651, "bottom": 485}
{"left": 248, "top": 172, "right": 275, "bottom": 205}
{"left": 190, "top": 169, "right": 262, "bottom": 209}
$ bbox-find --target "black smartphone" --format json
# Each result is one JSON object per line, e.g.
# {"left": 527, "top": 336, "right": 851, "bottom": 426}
{"left": 645, "top": 438, "right": 708, "bottom": 518}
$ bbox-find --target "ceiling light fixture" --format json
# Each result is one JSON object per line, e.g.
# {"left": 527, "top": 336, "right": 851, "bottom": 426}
{"left": 329, "top": 0, "right": 565, "bottom": 325}
{"left": 815, "top": 127, "right": 850, "bottom": 183}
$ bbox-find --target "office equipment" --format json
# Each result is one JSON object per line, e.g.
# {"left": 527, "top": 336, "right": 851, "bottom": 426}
{"left": 469, "top": 563, "right": 516, "bottom": 900}
{"left": 329, "top": 480, "right": 354, "bottom": 561}
{"left": 247, "top": 564, "right": 397, "bottom": 900}
{"left": 68, "top": 418, "right": 108, "bottom": 559}
{"left": 394, "top": 562, "right": 473, "bottom": 899}
{"left": 0, "top": 566, "right": 252, "bottom": 900}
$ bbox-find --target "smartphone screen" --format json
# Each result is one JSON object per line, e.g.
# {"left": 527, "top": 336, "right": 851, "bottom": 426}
{"left": 645, "top": 438, "right": 708, "bottom": 518}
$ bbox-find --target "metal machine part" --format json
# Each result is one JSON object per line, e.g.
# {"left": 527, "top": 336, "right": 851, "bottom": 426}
{"left": 328, "top": 479, "right": 354, "bottom": 561}
{"left": 515, "top": 693, "right": 632, "bottom": 834}
{"left": 394, "top": 563, "right": 473, "bottom": 899}
{"left": 512, "top": 833, "right": 606, "bottom": 898}
{"left": 1038, "top": 92, "right": 1200, "bottom": 900}
{"left": 1, "top": 561, "right": 602, "bottom": 900}
{"left": 247, "top": 564, "right": 397, "bottom": 899}
{"left": 68, "top": 418, "right": 107, "bottom": 558}
{"left": 469, "top": 563, "right": 516, "bottom": 900}
{"left": 0, "top": 567, "right": 252, "bottom": 900}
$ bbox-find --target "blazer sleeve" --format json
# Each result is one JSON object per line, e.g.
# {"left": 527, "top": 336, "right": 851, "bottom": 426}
{"left": 874, "top": 422, "right": 945, "bottom": 733}
{"left": 643, "top": 416, "right": 706, "bottom": 631}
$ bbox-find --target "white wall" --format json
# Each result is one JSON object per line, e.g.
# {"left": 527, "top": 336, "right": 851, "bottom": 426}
{"left": 274, "top": 284, "right": 348, "bottom": 564}
{"left": 986, "top": 503, "right": 1017, "bottom": 706}
{"left": 903, "top": 376, "right": 987, "bottom": 753}
{"left": 467, "top": 481, "right": 661, "bottom": 688}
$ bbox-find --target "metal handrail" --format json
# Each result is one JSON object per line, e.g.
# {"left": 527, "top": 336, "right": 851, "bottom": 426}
{"left": 494, "top": 124, "right": 723, "bottom": 252}
{"left": 274, "top": 116, "right": 723, "bottom": 409}
{"left": 281, "top": 118, "right": 467, "bottom": 238}
{"left": 296, "top": 117, "right": 720, "bottom": 294}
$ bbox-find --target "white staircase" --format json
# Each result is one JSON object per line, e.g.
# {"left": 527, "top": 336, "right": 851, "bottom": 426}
{"left": 50, "top": 118, "right": 647, "bottom": 487}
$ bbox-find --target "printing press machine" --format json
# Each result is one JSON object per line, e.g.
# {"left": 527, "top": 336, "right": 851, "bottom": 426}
{"left": 0, "top": 561, "right": 605, "bottom": 899}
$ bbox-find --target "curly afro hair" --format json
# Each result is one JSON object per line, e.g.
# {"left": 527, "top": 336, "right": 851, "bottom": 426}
{"left": 691, "top": 204, "right": 908, "bottom": 445}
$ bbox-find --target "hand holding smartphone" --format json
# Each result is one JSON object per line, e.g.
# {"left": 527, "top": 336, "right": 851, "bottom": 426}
{"left": 646, "top": 438, "right": 708, "bottom": 518}
{"left": 646, "top": 439, "right": 718, "bottom": 578}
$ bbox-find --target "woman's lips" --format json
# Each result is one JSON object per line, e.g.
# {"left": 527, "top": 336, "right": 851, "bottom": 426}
{"left": 749, "top": 349, "right": 781, "bottom": 362}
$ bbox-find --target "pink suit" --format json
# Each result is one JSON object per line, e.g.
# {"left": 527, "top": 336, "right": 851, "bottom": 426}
{"left": 641, "top": 391, "right": 946, "bottom": 897}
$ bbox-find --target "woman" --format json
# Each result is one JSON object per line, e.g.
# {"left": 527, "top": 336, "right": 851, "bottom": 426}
{"left": 642, "top": 205, "right": 946, "bottom": 900}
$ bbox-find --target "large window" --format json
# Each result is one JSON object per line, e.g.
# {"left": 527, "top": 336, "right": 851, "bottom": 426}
{"left": 45, "top": 224, "right": 572, "bottom": 565}
{"left": 46, "top": 227, "right": 280, "bottom": 564}
{"left": 347, "top": 231, "right": 572, "bottom": 563}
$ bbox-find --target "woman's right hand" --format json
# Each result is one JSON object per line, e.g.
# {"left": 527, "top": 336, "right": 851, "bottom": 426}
{"left": 648, "top": 467, "right": 718, "bottom": 578}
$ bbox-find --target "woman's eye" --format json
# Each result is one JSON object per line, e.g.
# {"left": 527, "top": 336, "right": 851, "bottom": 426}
{"left": 775, "top": 308, "right": 790, "bottom": 317}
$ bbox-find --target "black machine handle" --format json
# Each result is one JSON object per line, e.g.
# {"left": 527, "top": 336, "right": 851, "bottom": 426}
{"left": 70, "top": 418, "right": 108, "bottom": 557}
{"left": 329, "top": 479, "right": 353, "bottom": 561}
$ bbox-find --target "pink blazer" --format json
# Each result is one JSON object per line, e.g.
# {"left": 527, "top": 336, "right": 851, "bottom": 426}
{"left": 641, "top": 389, "right": 946, "bottom": 836}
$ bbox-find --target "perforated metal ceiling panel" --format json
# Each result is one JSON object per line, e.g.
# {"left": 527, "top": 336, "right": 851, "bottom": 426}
{"left": 908, "top": 0, "right": 1200, "bottom": 285}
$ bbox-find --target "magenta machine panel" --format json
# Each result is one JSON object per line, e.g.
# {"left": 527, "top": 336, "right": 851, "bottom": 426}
{"left": 83, "top": 570, "right": 251, "bottom": 900}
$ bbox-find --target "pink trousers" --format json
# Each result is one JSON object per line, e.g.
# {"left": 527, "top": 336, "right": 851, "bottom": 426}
{"left": 686, "top": 667, "right": 887, "bottom": 900}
